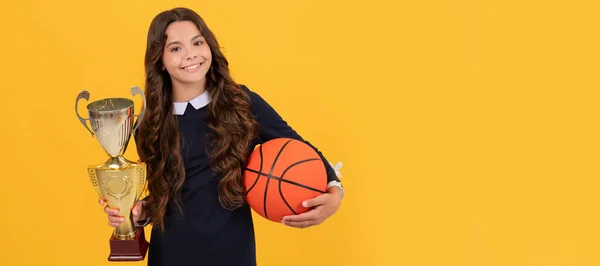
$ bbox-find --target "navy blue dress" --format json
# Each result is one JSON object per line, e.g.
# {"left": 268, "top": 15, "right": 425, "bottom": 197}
{"left": 145, "top": 85, "right": 340, "bottom": 266}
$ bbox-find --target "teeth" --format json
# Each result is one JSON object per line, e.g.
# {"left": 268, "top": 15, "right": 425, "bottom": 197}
{"left": 183, "top": 63, "right": 200, "bottom": 70}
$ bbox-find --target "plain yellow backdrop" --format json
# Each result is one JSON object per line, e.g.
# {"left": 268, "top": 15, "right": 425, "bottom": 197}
{"left": 1, "top": 0, "right": 600, "bottom": 265}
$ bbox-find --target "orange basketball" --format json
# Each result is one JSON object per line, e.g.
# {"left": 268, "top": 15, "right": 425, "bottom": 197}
{"left": 243, "top": 138, "right": 327, "bottom": 223}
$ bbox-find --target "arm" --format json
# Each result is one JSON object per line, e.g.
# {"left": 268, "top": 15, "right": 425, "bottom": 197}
{"left": 242, "top": 85, "right": 344, "bottom": 198}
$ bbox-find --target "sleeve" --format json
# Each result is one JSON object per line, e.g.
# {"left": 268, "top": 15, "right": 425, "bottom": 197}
{"left": 241, "top": 84, "right": 342, "bottom": 186}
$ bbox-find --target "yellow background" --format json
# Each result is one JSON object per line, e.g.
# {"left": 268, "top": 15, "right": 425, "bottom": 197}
{"left": 0, "top": 0, "right": 599, "bottom": 265}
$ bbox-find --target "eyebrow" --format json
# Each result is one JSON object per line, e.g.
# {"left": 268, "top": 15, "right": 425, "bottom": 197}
{"left": 166, "top": 34, "right": 204, "bottom": 47}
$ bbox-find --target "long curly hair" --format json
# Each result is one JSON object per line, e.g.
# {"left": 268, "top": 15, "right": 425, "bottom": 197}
{"left": 136, "top": 7, "right": 260, "bottom": 232}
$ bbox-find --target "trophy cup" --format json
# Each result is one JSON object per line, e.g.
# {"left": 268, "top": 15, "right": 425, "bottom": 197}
{"left": 75, "top": 86, "right": 149, "bottom": 261}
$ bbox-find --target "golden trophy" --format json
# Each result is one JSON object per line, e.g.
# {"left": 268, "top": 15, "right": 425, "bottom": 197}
{"left": 75, "top": 86, "right": 149, "bottom": 261}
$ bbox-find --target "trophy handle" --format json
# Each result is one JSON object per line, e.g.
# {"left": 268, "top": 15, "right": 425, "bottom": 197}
{"left": 87, "top": 168, "right": 103, "bottom": 198}
{"left": 136, "top": 164, "right": 147, "bottom": 200}
{"left": 75, "top": 90, "right": 94, "bottom": 136}
{"left": 130, "top": 86, "right": 146, "bottom": 133}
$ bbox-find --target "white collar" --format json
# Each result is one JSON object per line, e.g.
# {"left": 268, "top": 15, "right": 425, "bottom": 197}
{"left": 173, "top": 91, "right": 211, "bottom": 115}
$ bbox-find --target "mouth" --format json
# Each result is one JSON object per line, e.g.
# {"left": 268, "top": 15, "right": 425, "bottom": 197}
{"left": 181, "top": 62, "right": 203, "bottom": 72}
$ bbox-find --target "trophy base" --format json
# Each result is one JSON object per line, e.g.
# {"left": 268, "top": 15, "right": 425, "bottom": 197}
{"left": 108, "top": 227, "right": 149, "bottom": 262}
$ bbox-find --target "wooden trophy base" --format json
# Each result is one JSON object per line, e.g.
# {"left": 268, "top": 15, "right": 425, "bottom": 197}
{"left": 108, "top": 227, "right": 149, "bottom": 261}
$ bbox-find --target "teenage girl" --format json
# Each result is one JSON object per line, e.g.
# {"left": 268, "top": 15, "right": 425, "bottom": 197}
{"left": 99, "top": 7, "right": 344, "bottom": 266}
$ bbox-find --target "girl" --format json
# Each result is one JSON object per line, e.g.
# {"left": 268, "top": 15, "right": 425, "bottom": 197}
{"left": 99, "top": 7, "right": 343, "bottom": 266}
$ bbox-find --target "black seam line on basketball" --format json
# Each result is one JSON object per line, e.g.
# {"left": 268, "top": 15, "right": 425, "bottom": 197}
{"left": 244, "top": 145, "right": 264, "bottom": 197}
{"left": 278, "top": 158, "right": 327, "bottom": 215}
{"left": 244, "top": 160, "right": 327, "bottom": 194}
{"left": 264, "top": 139, "right": 293, "bottom": 220}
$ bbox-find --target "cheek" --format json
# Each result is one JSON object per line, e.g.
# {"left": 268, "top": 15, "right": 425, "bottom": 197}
{"left": 202, "top": 46, "right": 212, "bottom": 60}
{"left": 162, "top": 54, "right": 179, "bottom": 71}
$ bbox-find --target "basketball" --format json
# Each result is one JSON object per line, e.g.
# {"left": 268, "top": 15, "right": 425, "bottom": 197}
{"left": 243, "top": 138, "right": 328, "bottom": 223}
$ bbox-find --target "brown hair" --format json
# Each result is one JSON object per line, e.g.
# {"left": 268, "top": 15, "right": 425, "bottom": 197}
{"left": 136, "top": 7, "right": 259, "bottom": 232}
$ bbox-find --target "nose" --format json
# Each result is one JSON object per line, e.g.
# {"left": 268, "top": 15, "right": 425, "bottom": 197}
{"left": 186, "top": 53, "right": 197, "bottom": 61}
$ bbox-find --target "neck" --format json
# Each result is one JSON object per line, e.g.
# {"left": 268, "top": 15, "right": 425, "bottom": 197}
{"left": 171, "top": 79, "right": 206, "bottom": 102}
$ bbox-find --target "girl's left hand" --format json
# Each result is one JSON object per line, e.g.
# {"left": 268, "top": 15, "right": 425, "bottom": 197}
{"left": 281, "top": 187, "right": 342, "bottom": 228}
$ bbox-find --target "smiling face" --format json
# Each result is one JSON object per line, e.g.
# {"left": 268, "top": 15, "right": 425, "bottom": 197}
{"left": 162, "top": 21, "right": 212, "bottom": 90}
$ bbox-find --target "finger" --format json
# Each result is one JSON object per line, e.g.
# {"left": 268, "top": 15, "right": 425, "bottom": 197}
{"left": 108, "top": 216, "right": 125, "bottom": 223}
{"left": 282, "top": 208, "right": 320, "bottom": 223}
{"left": 98, "top": 197, "right": 105, "bottom": 206}
{"left": 302, "top": 194, "right": 328, "bottom": 208}
{"left": 283, "top": 220, "right": 317, "bottom": 229}
{"left": 104, "top": 205, "right": 120, "bottom": 216}
{"left": 108, "top": 221, "right": 121, "bottom": 227}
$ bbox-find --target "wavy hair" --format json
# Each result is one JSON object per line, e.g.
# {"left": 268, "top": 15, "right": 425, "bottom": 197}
{"left": 136, "top": 7, "right": 259, "bottom": 232}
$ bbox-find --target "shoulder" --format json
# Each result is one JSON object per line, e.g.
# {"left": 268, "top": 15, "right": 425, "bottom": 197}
{"left": 238, "top": 84, "right": 272, "bottom": 113}
{"left": 238, "top": 84, "right": 261, "bottom": 101}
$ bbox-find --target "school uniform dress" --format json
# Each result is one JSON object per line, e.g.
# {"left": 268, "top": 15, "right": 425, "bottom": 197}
{"left": 140, "top": 85, "right": 342, "bottom": 266}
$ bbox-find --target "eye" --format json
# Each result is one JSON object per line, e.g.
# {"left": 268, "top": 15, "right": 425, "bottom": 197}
{"left": 194, "top": 41, "right": 203, "bottom": 46}
{"left": 170, "top": 47, "right": 181, "bottom": 52}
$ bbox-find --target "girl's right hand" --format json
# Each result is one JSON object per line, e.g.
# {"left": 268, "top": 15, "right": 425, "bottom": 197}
{"left": 98, "top": 197, "right": 145, "bottom": 227}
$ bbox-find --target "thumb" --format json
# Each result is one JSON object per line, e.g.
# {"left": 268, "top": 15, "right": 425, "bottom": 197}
{"left": 302, "top": 194, "right": 328, "bottom": 208}
{"left": 132, "top": 202, "right": 143, "bottom": 217}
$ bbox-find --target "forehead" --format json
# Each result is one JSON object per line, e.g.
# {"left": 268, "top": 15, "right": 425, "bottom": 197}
{"left": 165, "top": 21, "right": 202, "bottom": 40}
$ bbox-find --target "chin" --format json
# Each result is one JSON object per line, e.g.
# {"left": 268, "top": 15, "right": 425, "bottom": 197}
{"left": 176, "top": 69, "right": 204, "bottom": 79}
{"left": 180, "top": 76, "right": 207, "bottom": 85}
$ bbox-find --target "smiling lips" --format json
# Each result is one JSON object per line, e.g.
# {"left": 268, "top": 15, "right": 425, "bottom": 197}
{"left": 182, "top": 62, "right": 202, "bottom": 72}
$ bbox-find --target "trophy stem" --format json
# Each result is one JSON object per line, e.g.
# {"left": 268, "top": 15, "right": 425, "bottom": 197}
{"left": 106, "top": 156, "right": 128, "bottom": 168}
{"left": 114, "top": 215, "right": 137, "bottom": 240}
